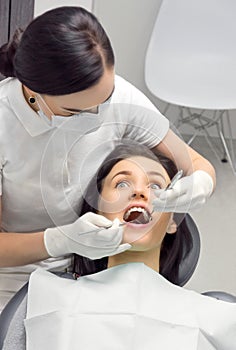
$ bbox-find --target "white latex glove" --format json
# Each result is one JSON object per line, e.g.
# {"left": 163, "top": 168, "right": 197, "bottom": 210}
{"left": 44, "top": 212, "right": 131, "bottom": 259}
{"left": 152, "top": 170, "right": 214, "bottom": 213}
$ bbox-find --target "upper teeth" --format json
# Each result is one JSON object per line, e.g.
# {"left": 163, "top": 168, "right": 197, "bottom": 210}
{"left": 124, "top": 207, "right": 150, "bottom": 221}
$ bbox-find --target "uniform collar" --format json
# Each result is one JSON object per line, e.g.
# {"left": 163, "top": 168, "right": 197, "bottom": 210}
{"left": 7, "top": 79, "right": 53, "bottom": 137}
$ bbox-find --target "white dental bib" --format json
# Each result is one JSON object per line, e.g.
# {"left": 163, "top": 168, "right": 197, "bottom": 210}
{"left": 25, "top": 263, "right": 236, "bottom": 350}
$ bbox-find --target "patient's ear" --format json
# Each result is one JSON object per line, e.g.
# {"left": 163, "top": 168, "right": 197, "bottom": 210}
{"left": 166, "top": 219, "right": 177, "bottom": 234}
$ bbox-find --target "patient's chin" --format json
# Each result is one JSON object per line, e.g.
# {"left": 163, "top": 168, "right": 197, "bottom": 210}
{"left": 122, "top": 225, "right": 153, "bottom": 245}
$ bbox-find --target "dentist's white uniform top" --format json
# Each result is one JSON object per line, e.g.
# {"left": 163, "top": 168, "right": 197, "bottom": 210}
{"left": 0, "top": 75, "right": 169, "bottom": 311}
{"left": 25, "top": 264, "right": 236, "bottom": 350}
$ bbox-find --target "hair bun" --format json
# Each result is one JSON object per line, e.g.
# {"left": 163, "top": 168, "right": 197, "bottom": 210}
{"left": 0, "top": 28, "right": 23, "bottom": 77}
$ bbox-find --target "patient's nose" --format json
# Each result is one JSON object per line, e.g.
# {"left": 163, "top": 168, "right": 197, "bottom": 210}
{"left": 130, "top": 189, "right": 148, "bottom": 200}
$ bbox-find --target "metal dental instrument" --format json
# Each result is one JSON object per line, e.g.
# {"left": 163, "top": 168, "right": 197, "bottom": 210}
{"left": 165, "top": 169, "right": 183, "bottom": 190}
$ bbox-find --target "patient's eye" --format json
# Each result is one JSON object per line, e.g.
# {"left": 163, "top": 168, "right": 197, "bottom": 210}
{"left": 116, "top": 181, "right": 130, "bottom": 189}
{"left": 150, "top": 183, "right": 161, "bottom": 190}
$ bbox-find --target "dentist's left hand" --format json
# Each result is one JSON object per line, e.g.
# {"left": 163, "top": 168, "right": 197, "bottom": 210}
{"left": 152, "top": 170, "right": 214, "bottom": 213}
{"left": 44, "top": 212, "right": 131, "bottom": 259}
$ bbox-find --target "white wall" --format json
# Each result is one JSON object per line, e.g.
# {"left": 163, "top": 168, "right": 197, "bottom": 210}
{"left": 94, "top": 0, "right": 161, "bottom": 100}
{"left": 34, "top": 0, "right": 93, "bottom": 16}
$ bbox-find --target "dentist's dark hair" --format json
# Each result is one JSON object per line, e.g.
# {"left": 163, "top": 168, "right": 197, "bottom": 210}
{"left": 0, "top": 6, "right": 114, "bottom": 95}
{"left": 73, "top": 142, "right": 193, "bottom": 285}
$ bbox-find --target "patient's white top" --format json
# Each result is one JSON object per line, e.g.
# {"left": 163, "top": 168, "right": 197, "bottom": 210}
{"left": 0, "top": 76, "right": 169, "bottom": 311}
{"left": 25, "top": 263, "right": 236, "bottom": 350}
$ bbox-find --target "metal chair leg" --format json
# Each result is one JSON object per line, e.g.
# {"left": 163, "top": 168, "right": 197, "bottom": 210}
{"left": 217, "top": 111, "right": 236, "bottom": 174}
{"left": 174, "top": 107, "right": 236, "bottom": 174}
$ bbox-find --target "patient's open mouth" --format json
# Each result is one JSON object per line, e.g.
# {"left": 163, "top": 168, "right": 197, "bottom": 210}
{"left": 123, "top": 206, "right": 152, "bottom": 224}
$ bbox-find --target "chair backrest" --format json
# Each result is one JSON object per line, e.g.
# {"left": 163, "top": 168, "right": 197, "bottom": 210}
{"left": 145, "top": 0, "right": 236, "bottom": 110}
{"left": 0, "top": 283, "right": 28, "bottom": 350}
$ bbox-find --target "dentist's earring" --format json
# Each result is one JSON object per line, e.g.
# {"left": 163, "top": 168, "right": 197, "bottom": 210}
{"left": 28, "top": 96, "right": 36, "bottom": 104}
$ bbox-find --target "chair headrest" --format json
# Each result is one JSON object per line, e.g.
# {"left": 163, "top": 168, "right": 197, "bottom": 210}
{"left": 176, "top": 213, "right": 201, "bottom": 286}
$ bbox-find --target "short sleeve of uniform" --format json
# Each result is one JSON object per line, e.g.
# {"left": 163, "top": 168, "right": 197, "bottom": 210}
{"left": 112, "top": 76, "right": 169, "bottom": 148}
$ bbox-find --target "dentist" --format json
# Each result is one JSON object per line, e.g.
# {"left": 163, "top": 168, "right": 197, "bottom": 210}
{"left": 0, "top": 6, "right": 215, "bottom": 311}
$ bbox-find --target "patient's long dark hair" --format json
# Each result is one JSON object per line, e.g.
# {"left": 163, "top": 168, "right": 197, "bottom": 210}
{"left": 73, "top": 142, "right": 193, "bottom": 285}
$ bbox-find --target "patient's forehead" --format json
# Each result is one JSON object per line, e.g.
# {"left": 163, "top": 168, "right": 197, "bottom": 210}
{"left": 107, "top": 156, "right": 170, "bottom": 180}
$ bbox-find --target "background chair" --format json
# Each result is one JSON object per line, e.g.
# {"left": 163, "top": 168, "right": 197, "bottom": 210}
{"left": 0, "top": 214, "right": 235, "bottom": 350}
{"left": 145, "top": 0, "right": 236, "bottom": 173}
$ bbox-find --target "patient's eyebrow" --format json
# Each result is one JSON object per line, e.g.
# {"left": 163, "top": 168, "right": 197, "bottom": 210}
{"left": 111, "top": 171, "right": 131, "bottom": 180}
{"left": 111, "top": 170, "right": 166, "bottom": 181}
{"left": 147, "top": 171, "right": 166, "bottom": 181}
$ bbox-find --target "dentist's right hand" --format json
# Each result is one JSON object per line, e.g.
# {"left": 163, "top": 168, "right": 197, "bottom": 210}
{"left": 44, "top": 212, "right": 131, "bottom": 259}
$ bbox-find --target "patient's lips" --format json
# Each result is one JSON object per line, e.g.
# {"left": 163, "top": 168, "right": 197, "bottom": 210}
{"left": 123, "top": 206, "right": 152, "bottom": 225}
{"left": 121, "top": 204, "right": 155, "bottom": 244}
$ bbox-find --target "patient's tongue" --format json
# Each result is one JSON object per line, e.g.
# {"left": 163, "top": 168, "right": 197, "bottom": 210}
{"left": 127, "top": 211, "right": 146, "bottom": 224}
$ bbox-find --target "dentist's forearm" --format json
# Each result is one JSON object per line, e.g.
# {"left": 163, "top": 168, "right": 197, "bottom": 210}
{"left": 153, "top": 129, "right": 216, "bottom": 189}
{"left": 186, "top": 146, "right": 216, "bottom": 189}
{"left": 0, "top": 231, "right": 49, "bottom": 267}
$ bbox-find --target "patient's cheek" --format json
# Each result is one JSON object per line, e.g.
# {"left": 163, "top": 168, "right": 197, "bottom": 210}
{"left": 98, "top": 192, "right": 128, "bottom": 216}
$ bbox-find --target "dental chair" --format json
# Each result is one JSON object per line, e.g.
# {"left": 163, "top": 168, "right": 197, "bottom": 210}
{"left": 0, "top": 214, "right": 235, "bottom": 350}
{"left": 145, "top": 0, "right": 236, "bottom": 173}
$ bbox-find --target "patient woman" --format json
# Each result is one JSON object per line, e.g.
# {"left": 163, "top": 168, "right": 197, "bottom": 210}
{"left": 4, "top": 143, "right": 236, "bottom": 350}
{"left": 73, "top": 142, "right": 192, "bottom": 285}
